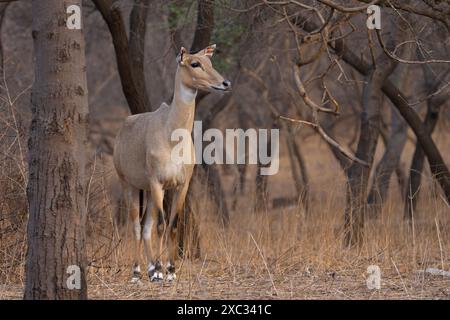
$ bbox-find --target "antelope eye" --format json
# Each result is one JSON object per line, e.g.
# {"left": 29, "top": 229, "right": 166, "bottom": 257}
{"left": 191, "top": 61, "right": 201, "bottom": 68}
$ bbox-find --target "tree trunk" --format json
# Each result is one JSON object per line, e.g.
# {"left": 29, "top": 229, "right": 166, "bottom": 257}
{"left": 285, "top": 125, "right": 309, "bottom": 211}
{"left": 333, "top": 41, "right": 450, "bottom": 205}
{"left": 255, "top": 160, "right": 270, "bottom": 213}
{"left": 129, "top": 0, "right": 151, "bottom": 108}
{"left": 344, "top": 52, "right": 396, "bottom": 247}
{"left": 321, "top": 117, "right": 352, "bottom": 170}
{"left": 382, "top": 78, "right": 450, "bottom": 204}
{"left": 93, "top": 0, "right": 150, "bottom": 114}
{"left": 0, "top": 3, "right": 8, "bottom": 73}
{"left": 200, "top": 163, "right": 230, "bottom": 224}
{"left": 367, "top": 104, "right": 407, "bottom": 213}
{"left": 344, "top": 71, "right": 379, "bottom": 247}
{"left": 190, "top": 0, "right": 215, "bottom": 53}
{"left": 404, "top": 102, "right": 440, "bottom": 218}
{"left": 367, "top": 40, "right": 414, "bottom": 214}
{"left": 377, "top": 115, "right": 407, "bottom": 197}
{"left": 25, "top": 0, "right": 89, "bottom": 299}
{"left": 404, "top": 67, "right": 448, "bottom": 218}
{"left": 367, "top": 63, "right": 411, "bottom": 214}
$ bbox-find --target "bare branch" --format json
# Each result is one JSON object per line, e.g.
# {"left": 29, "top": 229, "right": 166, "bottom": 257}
{"left": 279, "top": 116, "right": 316, "bottom": 127}
{"left": 293, "top": 65, "right": 339, "bottom": 115}
{"left": 315, "top": 0, "right": 380, "bottom": 13}
{"left": 376, "top": 29, "right": 450, "bottom": 64}
{"left": 280, "top": 115, "right": 369, "bottom": 166}
{"left": 291, "top": 65, "right": 369, "bottom": 166}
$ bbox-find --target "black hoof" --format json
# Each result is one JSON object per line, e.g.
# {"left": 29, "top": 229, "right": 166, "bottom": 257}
{"left": 130, "top": 264, "right": 142, "bottom": 283}
{"left": 166, "top": 263, "right": 176, "bottom": 282}
{"left": 166, "top": 272, "right": 176, "bottom": 281}
{"left": 130, "top": 272, "right": 142, "bottom": 283}
{"left": 149, "top": 261, "right": 164, "bottom": 282}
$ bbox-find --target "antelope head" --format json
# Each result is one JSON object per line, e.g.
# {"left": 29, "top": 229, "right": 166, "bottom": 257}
{"left": 176, "top": 44, "right": 231, "bottom": 92}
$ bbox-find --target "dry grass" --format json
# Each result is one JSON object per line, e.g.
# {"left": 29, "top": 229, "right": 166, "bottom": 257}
{"left": 3, "top": 195, "right": 448, "bottom": 300}
{"left": 0, "top": 106, "right": 449, "bottom": 300}
{"left": 4, "top": 215, "right": 449, "bottom": 301}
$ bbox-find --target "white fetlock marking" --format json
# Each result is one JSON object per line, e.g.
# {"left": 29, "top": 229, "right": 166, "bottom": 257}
{"left": 167, "top": 273, "right": 176, "bottom": 281}
{"left": 133, "top": 265, "right": 141, "bottom": 274}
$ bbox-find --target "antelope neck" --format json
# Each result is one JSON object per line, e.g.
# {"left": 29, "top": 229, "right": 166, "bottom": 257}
{"left": 167, "top": 67, "right": 197, "bottom": 133}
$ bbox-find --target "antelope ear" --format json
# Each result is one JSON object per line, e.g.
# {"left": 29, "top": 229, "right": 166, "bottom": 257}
{"left": 202, "top": 44, "right": 216, "bottom": 57}
{"left": 176, "top": 47, "right": 187, "bottom": 65}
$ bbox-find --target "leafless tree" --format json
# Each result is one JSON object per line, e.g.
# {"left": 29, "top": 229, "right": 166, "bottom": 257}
{"left": 258, "top": 0, "right": 449, "bottom": 246}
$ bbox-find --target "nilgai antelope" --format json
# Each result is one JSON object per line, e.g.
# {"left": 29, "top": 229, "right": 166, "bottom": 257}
{"left": 113, "top": 45, "right": 230, "bottom": 282}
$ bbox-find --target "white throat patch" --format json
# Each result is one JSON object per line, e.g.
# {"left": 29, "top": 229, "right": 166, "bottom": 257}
{"left": 180, "top": 83, "right": 197, "bottom": 104}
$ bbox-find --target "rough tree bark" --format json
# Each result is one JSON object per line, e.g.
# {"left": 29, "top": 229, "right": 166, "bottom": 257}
{"left": 0, "top": 3, "right": 8, "bottom": 73}
{"left": 25, "top": 0, "right": 89, "bottom": 299}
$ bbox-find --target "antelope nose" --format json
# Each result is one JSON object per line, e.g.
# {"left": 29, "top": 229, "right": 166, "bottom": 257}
{"left": 222, "top": 80, "right": 231, "bottom": 88}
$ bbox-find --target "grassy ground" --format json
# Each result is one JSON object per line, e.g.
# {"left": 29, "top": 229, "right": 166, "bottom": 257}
{"left": 2, "top": 188, "right": 448, "bottom": 299}
{"left": 3, "top": 264, "right": 449, "bottom": 300}
{"left": 1, "top": 124, "right": 449, "bottom": 300}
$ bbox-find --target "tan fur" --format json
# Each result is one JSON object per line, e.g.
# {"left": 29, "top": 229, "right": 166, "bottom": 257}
{"left": 113, "top": 45, "right": 230, "bottom": 280}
